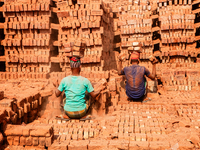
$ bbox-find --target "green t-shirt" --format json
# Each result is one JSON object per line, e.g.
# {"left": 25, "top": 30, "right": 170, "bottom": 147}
{"left": 58, "top": 75, "right": 94, "bottom": 112}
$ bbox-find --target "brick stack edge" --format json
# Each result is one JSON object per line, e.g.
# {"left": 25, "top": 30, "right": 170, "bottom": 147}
{"left": 4, "top": 124, "right": 53, "bottom": 148}
{"left": 1, "top": 0, "right": 53, "bottom": 80}
{"left": 0, "top": 89, "right": 53, "bottom": 148}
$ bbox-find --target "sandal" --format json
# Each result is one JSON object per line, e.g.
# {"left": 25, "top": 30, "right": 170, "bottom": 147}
{"left": 80, "top": 115, "right": 95, "bottom": 121}
{"left": 55, "top": 115, "right": 70, "bottom": 121}
{"left": 142, "top": 97, "right": 152, "bottom": 103}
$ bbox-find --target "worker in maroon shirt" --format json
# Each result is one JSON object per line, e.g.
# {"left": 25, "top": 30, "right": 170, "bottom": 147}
{"left": 117, "top": 51, "right": 157, "bottom": 102}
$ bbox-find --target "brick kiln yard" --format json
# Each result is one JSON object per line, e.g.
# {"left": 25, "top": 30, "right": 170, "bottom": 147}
{"left": 1, "top": 79, "right": 200, "bottom": 150}
{"left": 2, "top": 0, "right": 200, "bottom": 149}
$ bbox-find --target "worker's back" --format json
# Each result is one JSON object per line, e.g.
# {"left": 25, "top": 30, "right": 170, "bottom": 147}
{"left": 58, "top": 75, "right": 94, "bottom": 112}
{"left": 122, "top": 65, "right": 150, "bottom": 99}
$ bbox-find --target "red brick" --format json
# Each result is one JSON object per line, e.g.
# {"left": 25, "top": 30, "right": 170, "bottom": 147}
{"left": 26, "top": 136, "right": 32, "bottom": 146}
{"left": 68, "top": 140, "right": 89, "bottom": 150}
{"left": 88, "top": 140, "right": 108, "bottom": 150}
{"left": 13, "top": 136, "right": 20, "bottom": 146}
{"left": 108, "top": 140, "right": 129, "bottom": 150}
{"left": 20, "top": 136, "right": 26, "bottom": 146}
{"left": 129, "top": 141, "right": 149, "bottom": 150}
{"left": 39, "top": 137, "right": 46, "bottom": 146}
{"left": 0, "top": 91, "right": 4, "bottom": 100}
{"left": 45, "top": 134, "right": 53, "bottom": 147}
{"left": 7, "top": 136, "right": 14, "bottom": 145}
{"left": 32, "top": 137, "right": 39, "bottom": 146}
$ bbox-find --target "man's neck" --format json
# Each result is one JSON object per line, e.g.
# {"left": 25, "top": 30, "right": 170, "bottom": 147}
{"left": 72, "top": 72, "right": 80, "bottom": 76}
{"left": 131, "top": 62, "right": 138, "bottom": 65}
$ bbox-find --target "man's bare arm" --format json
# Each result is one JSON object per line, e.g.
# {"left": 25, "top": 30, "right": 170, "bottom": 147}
{"left": 118, "top": 60, "right": 123, "bottom": 75}
{"left": 89, "top": 90, "right": 101, "bottom": 99}
{"left": 55, "top": 89, "right": 62, "bottom": 97}
{"left": 147, "top": 60, "right": 157, "bottom": 80}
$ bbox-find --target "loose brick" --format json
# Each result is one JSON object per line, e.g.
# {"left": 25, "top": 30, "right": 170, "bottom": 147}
{"left": 68, "top": 140, "right": 89, "bottom": 150}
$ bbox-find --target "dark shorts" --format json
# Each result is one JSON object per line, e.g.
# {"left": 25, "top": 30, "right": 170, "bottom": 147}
{"left": 128, "top": 81, "right": 147, "bottom": 101}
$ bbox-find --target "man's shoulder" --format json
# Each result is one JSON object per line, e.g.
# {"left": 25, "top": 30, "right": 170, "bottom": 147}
{"left": 128, "top": 65, "right": 146, "bottom": 71}
{"left": 77, "top": 76, "right": 89, "bottom": 82}
{"left": 126, "top": 65, "right": 145, "bottom": 69}
{"left": 82, "top": 76, "right": 91, "bottom": 82}
{"left": 138, "top": 65, "right": 146, "bottom": 69}
{"left": 61, "top": 75, "right": 72, "bottom": 81}
{"left": 63, "top": 75, "right": 71, "bottom": 79}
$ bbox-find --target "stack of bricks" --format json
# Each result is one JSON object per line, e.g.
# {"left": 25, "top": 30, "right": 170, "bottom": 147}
{"left": 55, "top": 0, "right": 106, "bottom": 74}
{"left": 50, "top": 70, "right": 110, "bottom": 84}
{"left": 44, "top": 102, "right": 199, "bottom": 149}
{"left": 118, "top": 0, "right": 153, "bottom": 68}
{"left": 0, "top": 88, "right": 52, "bottom": 124}
{"left": 158, "top": 0, "right": 198, "bottom": 91}
{"left": 0, "top": 2, "right": 4, "bottom": 57}
{"left": 47, "top": 119, "right": 101, "bottom": 142}
{"left": 4, "top": 124, "right": 53, "bottom": 148}
{"left": 0, "top": 107, "right": 8, "bottom": 148}
{"left": 102, "top": 0, "right": 120, "bottom": 71}
{"left": 108, "top": 76, "right": 120, "bottom": 108}
{"left": 159, "top": 0, "right": 195, "bottom": 57}
{"left": 161, "top": 69, "right": 200, "bottom": 91}
{"left": 1, "top": 0, "right": 54, "bottom": 80}
{"left": 91, "top": 78, "right": 108, "bottom": 116}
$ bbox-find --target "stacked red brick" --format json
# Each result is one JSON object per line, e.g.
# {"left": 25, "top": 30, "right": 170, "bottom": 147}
{"left": 0, "top": 86, "right": 52, "bottom": 125}
{"left": 1, "top": 0, "right": 53, "bottom": 80}
{"left": 102, "top": 0, "right": 120, "bottom": 71}
{"left": 158, "top": 0, "right": 198, "bottom": 91}
{"left": 0, "top": 108, "right": 7, "bottom": 148}
{"left": 56, "top": 0, "right": 105, "bottom": 74}
{"left": 5, "top": 124, "right": 53, "bottom": 148}
{"left": 0, "top": 93, "right": 39, "bottom": 124}
{"left": 118, "top": 0, "right": 152, "bottom": 68}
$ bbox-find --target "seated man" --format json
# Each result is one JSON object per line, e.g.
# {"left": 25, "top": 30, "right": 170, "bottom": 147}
{"left": 117, "top": 51, "right": 157, "bottom": 101}
{"left": 55, "top": 57, "right": 102, "bottom": 119}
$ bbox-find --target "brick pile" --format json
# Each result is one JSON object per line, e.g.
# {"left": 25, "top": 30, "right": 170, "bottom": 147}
{"left": 1, "top": 0, "right": 54, "bottom": 80}
{"left": 119, "top": 0, "right": 152, "bottom": 66}
{"left": 0, "top": 81, "right": 53, "bottom": 124}
{"left": 157, "top": 0, "right": 199, "bottom": 91}
{"left": 50, "top": 70, "right": 110, "bottom": 84}
{"left": 1, "top": 82, "right": 200, "bottom": 149}
{"left": 5, "top": 124, "right": 53, "bottom": 148}
{"left": 0, "top": 108, "right": 8, "bottom": 148}
{"left": 48, "top": 119, "right": 101, "bottom": 141}
{"left": 55, "top": 0, "right": 105, "bottom": 73}
{"left": 38, "top": 101, "right": 200, "bottom": 149}
{"left": 101, "top": 0, "right": 119, "bottom": 71}
{"left": 0, "top": 0, "right": 200, "bottom": 93}
{"left": 101, "top": 0, "right": 153, "bottom": 69}
{"left": 1, "top": 0, "right": 200, "bottom": 149}
{"left": 159, "top": 0, "right": 195, "bottom": 55}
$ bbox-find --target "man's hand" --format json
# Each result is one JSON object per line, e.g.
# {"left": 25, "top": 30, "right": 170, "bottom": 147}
{"left": 52, "top": 78, "right": 59, "bottom": 88}
{"left": 55, "top": 89, "right": 62, "bottom": 97}
{"left": 117, "top": 53, "right": 127, "bottom": 75}
{"left": 89, "top": 86, "right": 106, "bottom": 100}
{"left": 149, "top": 55, "right": 158, "bottom": 64}
{"left": 147, "top": 56, "right": 157, "bottom": 80}
{"left": 151, "top": 59, "right": 158, "bottom": 64}
{"left": 118, "top": 53, "right": 127, "bottom": 62}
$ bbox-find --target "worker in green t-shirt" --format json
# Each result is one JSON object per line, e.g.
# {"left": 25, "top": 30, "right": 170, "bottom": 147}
{"left": 55, "top": 57, "right": 103, "bottom": 119}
